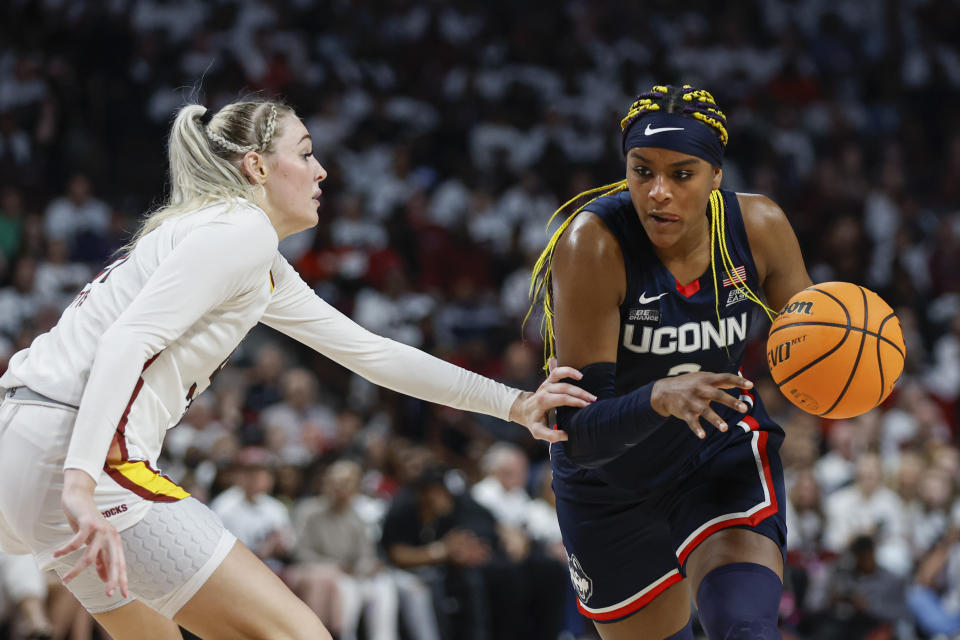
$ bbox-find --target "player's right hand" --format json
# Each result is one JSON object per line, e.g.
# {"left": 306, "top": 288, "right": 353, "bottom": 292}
{"left": 54, "top": 469, "right": 129, "bottom": 599}
{"left": 508, "top": 358, "right": 596, "bottom": 443}
{"left": 650, "top": 372, "right": 752, "bottom": 439}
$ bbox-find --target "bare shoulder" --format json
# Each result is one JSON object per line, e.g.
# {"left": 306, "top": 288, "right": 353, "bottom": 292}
{"left": 735, "top": 192, "right": 791, "bottom": 235}
{"left": 553, "top": 210, "right": 623, "bottom": 269}
{"left": 552, "top": 210, "right": 626, "bottom": 305}
{"left": 734, "top": 192, "right": 811, "bottom": 303}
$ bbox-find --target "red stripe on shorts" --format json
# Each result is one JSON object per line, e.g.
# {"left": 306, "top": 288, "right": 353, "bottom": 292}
{"left": 675, "top": 425, "right": 777, "bottom": 566}
{"left": 577, "top": 570, "right": 684, "bottom": 621}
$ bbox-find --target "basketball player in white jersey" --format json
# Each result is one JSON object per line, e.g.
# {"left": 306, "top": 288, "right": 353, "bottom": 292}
{"left": 0, "top": 100, "right": 593, "bottom": 639}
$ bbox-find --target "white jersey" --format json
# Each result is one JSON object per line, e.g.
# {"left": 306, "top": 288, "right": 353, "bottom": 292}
{"left": 0, "top": 199, "right": 520, "bottom": 489}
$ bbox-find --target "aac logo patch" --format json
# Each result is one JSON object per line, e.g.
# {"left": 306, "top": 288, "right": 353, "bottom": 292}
{"left": 726, "top": 289, "right": 747, "bottom": 307}
{"left": 568, "top": 554, "right": 593, "bottom": 603}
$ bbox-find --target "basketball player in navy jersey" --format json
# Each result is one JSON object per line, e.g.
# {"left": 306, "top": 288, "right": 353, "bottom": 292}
{"left": 528, "top": 85, "right": 813, "bottom": 639}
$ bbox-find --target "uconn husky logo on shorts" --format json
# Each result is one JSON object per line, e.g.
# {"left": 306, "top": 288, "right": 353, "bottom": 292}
{"left": 568, "top": 554, "right": 593, "bottom": 603}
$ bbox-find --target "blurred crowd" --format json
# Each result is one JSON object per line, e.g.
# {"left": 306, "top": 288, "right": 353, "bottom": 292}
{"left": 1, "top": 0, "right": 960, "bottom": 638}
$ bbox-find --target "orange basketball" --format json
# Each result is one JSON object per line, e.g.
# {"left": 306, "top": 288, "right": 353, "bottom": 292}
{"left": 766, "top": 282, "right": 905, "bottom": 419}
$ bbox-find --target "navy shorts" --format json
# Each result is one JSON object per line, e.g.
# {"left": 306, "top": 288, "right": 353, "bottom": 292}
{"left": 556, "top": 417, "right": 786, "bottom": 623}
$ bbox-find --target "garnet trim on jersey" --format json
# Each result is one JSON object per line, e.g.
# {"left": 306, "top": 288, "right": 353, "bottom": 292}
{"left": 106, "top": 349, "right": 190, "bottom": 502}
{"left": 112, "top": 351, "right": 161, "bottom": 460}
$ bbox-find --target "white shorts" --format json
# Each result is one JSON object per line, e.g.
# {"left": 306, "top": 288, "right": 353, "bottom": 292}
{"left": 0, "top": 396, "right": 167, "bottom": 563}
{"left": 0, "top": 394, "right": 235, "bottom": 617}
{"left": 50, "top": 497, "right": 236, "bottom": 617}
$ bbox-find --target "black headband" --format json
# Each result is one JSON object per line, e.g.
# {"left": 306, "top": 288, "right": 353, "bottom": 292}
{"left": 622, "top": 112, "right": 724, "bottom": 167}
{"left": 199, "top": 108, "right": 214, "bottom": 126}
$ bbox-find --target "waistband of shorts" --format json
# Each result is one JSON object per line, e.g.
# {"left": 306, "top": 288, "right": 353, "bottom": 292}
{"left": 4, "top": 386, "right": 79, "bottom": 410}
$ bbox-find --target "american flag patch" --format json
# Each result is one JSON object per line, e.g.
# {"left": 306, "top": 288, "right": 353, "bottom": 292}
{"left": 722, "top": 265, "right": 747, "bottom": 287}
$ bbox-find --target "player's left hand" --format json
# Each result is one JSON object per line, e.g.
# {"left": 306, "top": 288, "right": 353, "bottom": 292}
{"left": 508, "top": 358, "right": 595, "bottom": 443}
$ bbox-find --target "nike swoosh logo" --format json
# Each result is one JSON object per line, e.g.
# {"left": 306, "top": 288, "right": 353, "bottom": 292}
{"left": 638, "top": 292, "right": 668, "bottom": 304}
{"left": 644, "top": 124, "right": 685, "bottom": 135}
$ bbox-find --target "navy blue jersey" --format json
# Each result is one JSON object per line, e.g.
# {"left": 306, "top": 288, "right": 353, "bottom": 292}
{"left": 551, "top": 189, "right": 782, "bottom": 502}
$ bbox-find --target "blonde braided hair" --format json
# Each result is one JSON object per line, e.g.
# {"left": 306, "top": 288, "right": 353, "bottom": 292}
{"left": 201, "top": 103, "right": 280, "bottom": 154}
{"left": 123, "top": 100, "right": 293, "bottom": 250}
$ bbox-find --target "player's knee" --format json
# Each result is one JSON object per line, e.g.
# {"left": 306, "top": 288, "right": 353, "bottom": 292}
{"left": 695, "top": 562, "right": 781, "bottom": 640}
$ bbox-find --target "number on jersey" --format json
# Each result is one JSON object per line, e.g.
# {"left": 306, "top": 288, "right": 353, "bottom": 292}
{"left": 70, "top": 255, "right": 130, "bottom": 308}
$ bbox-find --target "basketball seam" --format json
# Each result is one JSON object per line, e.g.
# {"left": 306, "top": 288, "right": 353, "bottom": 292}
{"left": 875, "top": 312, "right": 894, "bottom": 405}
{"left": 769, "top": 322, "right": 903, "bottom": 356}
{"left": 773, "top": 329, "right": 849, "bottom": 387}
{"left": 819, "top": 287, "right": 869, "bottom": 416}
{"left": 771, "top": 286, "right": 852, "bottom": 388}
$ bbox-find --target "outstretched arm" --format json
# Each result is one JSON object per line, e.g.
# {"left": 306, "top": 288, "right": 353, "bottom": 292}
{"left": 260, "top": 256, "right": 593, "bottom": 443}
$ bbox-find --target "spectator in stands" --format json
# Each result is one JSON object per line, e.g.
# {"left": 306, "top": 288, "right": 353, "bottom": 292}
{"left": 470, "top": 443, "right": 566, "bottom": 639}
{"left": 824, "top": 453, "right": 911, "bottom": 576}
{"left": 41, "top": 174, "right": 109, "bottom": 262}
{"left": 0, "top": 552, "right": 51, "bottom": 639}
{"left": 243, "top": 342, "right": 288, "bottom": 414}
{"left": 382, "top": 466, "right": 528, "bottom": 640}
{"left": 471, "top": 443, "right": 529, "bottom": 531}
{"left": 814, "top": 535, "right": 913, "bottom": 640}
{"left": 293, "top": 460, "right": 399, "bottom": 640}
{"left": 260, "top": 368, "right": 336, "bottom": 464}
{"left": 526, "top": 465, "right": 586, "bottom": 638}
{"left": 33, "top": 240, "right": 90, "bottom": 310}
{"left": 210, "top": 447, "right": 294, "bottom": 573}
{"left": 907, "top": 528, "right": 960, "bottom": 638}
{"left": 787, "top": 468, "right": 826, "bottom": 556}
{"left": 814, "top": 420, "right": 860, "bottom": 496}
{"left": 907, "top": 467, "right": 954, "bottom": 560}
{"left": 0, "top": 186, "right": 24, "bottom": 261}
{"left": 0, "top": 256, "right": 40, "bottom": 343}
{"left": 784, "top": 468, "right": 831, "bottom": 631}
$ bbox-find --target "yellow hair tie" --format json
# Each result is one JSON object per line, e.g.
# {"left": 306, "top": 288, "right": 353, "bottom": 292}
{"left": 526, "top": 180, "right": 630, "bottom": 367}
{"left": 708, "top": 190, "right": 778, "bottom": 336}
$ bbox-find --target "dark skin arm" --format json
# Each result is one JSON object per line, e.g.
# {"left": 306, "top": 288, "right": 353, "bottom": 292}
{"left": 550, "top": 211, "right": 624, "bottom": 369}
{"left": 551, "top": 212, "right": 751, "bottom": 438}
{"left": 738, "top": 193, "right": 813, "bottom": 312}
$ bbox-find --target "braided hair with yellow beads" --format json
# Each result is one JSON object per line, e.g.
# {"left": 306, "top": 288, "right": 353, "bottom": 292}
{"left": 527, "top": 84, "right": 776, "bottom": 367}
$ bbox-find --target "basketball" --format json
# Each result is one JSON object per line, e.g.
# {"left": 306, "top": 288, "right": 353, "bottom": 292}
{"left": 766, "top": 282, "right": 905, "bottom": 419}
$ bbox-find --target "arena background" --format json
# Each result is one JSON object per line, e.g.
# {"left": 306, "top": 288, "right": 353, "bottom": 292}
{"left": 1, "top": 1, "right": 959, "bottom": 638}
